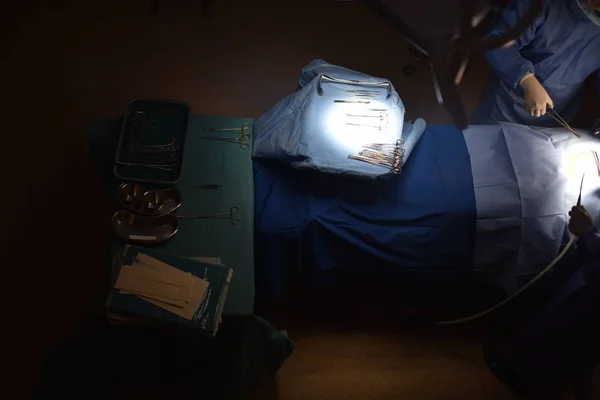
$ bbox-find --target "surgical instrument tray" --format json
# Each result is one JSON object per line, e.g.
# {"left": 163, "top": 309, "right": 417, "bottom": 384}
{"left": 114, "top": 99, "right": 189, "bottom": 184}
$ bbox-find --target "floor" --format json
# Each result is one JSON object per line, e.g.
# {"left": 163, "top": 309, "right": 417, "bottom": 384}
{"left": 249, "top": 282, "right": 516, "bottom": 400}
{"left": 2, "top": 0, "right": 598, "bottom": 398}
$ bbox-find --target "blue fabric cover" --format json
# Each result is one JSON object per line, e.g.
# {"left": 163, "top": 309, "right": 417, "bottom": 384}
{"left": 464, "top": 123, "right": 600, "bottom": 291}
{"left": 254, "top": 120, "right": 600, "bottom": 298}
{"left": 471, "top": 0, "right": 600, "bottom": 126}
{"left": 464, "top": 123, "right": 568, "bottom": 291}
{"left": 253, "top": 59, "right": 426, "bottom": 178}
{"left": 254, "top": 125, "right": 476, "bottom": 298}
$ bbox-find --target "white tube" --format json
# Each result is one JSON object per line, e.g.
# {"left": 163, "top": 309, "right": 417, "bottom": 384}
{"left": 435, "top": 235, "right": 577, "bottom": 326}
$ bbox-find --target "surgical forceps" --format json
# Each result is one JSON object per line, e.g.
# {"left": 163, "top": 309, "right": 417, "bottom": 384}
{"left": 129, "top": 141, "right": 180, "bottom": 165}
{"left": 346, "top": 122, "right": 388, "bottom": 130}
{"left": 348, "top": 140, "right": 404, "bottom": 174}
{"left": 131, "top": 138, "right": 179, "bottom": 152}
{"left": 359, "top": 148, "right": 404, "bottom": 161}
{"left": 346, "top": 112, "right": 389, "bottom": 119}
{"left": 363, "top": 139, "right": 404, "bottom": 151}
{"left": 348, "top": 154, "right": 402, "bottom": 174}
{"left": 359, "top": 149, "right": 394, "bottom": 164}
{"left": 334, "top": 100, "right": 370, "bottom": 104}
{"left": 318, "top": 75, "right": 392, "bottom": 99}
{"left": 200, "top": 123, "right": 251, "bottom": 149}
{"left": 116, "top": 161, "right": 177, "bottom": 173}
{"left": 199, "top": 136, "right": 249, "bottom": 150}
{"left": 201, "top": 123, "right": 252, "bottom": 139}
{"left": 547, "top": 108, "right": 581, "bottom": 138}
{"left": 345, "top": 90, "right": 379, "bottom": 99}
{"left": 177, "top": 207, "right": 240, "bottom": 225}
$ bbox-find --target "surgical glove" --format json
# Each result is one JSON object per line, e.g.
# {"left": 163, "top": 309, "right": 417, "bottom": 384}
{"left": 519, "top": 74, "right": 554, "bottom": 118}
{"left": 568, "top": 205, "right": 594, "bottom": 236}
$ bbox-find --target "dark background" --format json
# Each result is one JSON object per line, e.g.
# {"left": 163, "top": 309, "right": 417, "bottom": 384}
{"left": 1, "top": 0, "right": 598, "bottom": 398}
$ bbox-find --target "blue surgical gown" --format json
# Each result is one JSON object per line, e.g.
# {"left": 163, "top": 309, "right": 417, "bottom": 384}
{"left": 471, "top": 0, "right": 600, "bottom": 126}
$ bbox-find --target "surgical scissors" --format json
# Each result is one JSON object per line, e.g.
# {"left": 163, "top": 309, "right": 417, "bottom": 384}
{"left": 199, "top": 136, "right": 249, "bottom": 150}
{"left": 177, "top": 207, "right": 240, "bottom": 225}
{"left": 547, "top": 108, "right": 581, "bottom": 138}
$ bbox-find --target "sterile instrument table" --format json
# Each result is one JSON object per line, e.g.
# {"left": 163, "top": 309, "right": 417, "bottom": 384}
{"left": 86, "top": 115, "right": 255, "bottom": 315}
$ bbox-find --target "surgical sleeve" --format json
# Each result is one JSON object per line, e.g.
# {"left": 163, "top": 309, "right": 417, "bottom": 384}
{"left": 485, "top": 0, "right": 546, "bottom": 89}
{"left": 581, "top": 226, "right": 600, "bottom": 259}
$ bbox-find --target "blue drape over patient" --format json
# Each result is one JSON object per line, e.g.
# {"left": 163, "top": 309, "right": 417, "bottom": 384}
{"left": 254, "top": 119, "right": 600, "bottom": 298}
{"left": 253, "top": 125, "right": 476, "bottom": 298}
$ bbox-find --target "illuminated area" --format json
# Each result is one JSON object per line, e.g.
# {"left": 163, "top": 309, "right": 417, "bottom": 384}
{"left": 561, "top": 141, "right": 600, "bottom": 200}
{"left": 565, "top": 151, "right": 599, "bottom": 179}
{"left": 324, "top": 100, "right": 402, "bottom": 154}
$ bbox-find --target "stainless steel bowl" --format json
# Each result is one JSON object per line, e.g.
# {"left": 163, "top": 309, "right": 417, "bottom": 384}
{"left": 111, "top": 210, "right": 178, "bottom": 244}
{"left": 117, "top": 183, "right": 182, "bottom": 216}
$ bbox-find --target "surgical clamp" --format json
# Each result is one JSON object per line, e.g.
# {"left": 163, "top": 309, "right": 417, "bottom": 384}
{"left": 363, "top": 140, "right": 404, "bottom": 151}
{"left": 348, "top": 154, "right": 402, "bottom": 174}
{"left": 199, "top": 136, "right": 249, "bottom": 150}
{"left": 201, "top": 123, "right": 251, "bottom": 137}
{"left": 346, "top": 122, "right": 388, "bottom": 130}
{"left": 346, "top": 112, "right": 389, "bottom": 118}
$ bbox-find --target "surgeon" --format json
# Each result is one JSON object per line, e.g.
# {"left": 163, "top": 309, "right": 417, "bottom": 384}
{"left": 484, "top": 204, "right": 600, "bottom": 399}
{"left": 471, "top": 0, "right": 600, "bottom": 127}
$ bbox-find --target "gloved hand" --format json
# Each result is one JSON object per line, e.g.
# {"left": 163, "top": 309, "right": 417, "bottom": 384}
{"left": 568, "top": 205, "right": 595, "bottom": 236}
{"left": 519, "top": 74, "right": 554, "bottom": 118}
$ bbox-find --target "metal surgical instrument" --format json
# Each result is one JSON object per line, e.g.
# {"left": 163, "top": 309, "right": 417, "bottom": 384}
{"left": 177, "top": 207, "right": 241, "bottom": 225}
{"left": 334, "top": 100, "right": 371, "bottom": 104}
{"left": 199, "top": 136, "right": 250, "bottom": 150}
{"left": 547, "top": 108, "right": 581, "bottom": 138}
{"left": 346, "top": 112, "right": 389, "bottom": 118}
{"left": 116, "top": 161, "right": 177, "bottom": 173}
{"left": 201, "top": 123, "right": 251, "bottom": 136}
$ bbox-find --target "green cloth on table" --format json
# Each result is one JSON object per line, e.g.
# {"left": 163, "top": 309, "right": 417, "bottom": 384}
{"left": 86, "top": 115, "right": 255, "bottom": 315}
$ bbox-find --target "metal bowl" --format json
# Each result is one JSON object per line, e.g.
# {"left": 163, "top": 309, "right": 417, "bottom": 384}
{"left": 117, "top": 182, "right": 146, "bottom": 207}
{"left": 111, "top": 210, "right": 178, "bottom": 244}
{"left": 117, "top": 183, "right": 181, "bottom": 216}
{"left": 141, "top": 188, "right": 182, "bottom": 215}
